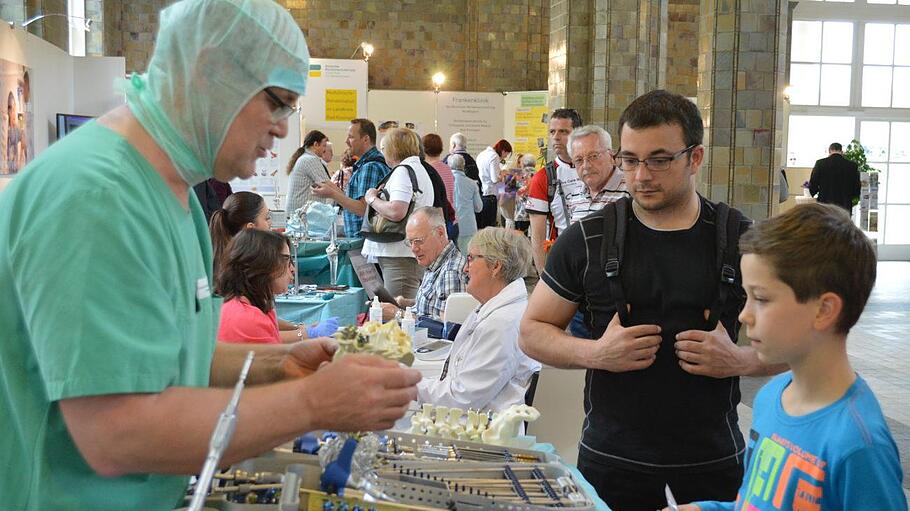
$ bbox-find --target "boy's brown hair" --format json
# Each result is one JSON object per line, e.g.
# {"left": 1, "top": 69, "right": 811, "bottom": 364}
{"left": 739, "top": 203, "right": 876, "bottom": 334}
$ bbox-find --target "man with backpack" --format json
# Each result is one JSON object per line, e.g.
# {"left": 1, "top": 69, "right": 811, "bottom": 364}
{"left": 520, "top": 90, "right": 784, "bottom": 511}
{"left": 526, "top": 108, "right": 584, "bottom": 275}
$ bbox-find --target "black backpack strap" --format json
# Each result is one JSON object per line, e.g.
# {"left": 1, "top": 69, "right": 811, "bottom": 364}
{"left": 600, "top": 196, "right": 632, "bottom": 326}
{"left": 392, "top": 164, "right": 422, "bottom": 194}
{"left": 545, "top": 160, "right": 558, "bottom": 203}
{"left": 706, "top": 202, "right": 744, "bottom": 329}
{"left": 545, "top": 160, "right": 569, "bottom": 241}
{"left": 377, "top": 164, "right": 422, "bottom": 203}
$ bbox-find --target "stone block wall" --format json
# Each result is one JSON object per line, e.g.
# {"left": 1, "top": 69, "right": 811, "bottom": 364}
{"left": 97, "top": 0, "right": 548, "bottom": 92}
{"left": 104, "top": 0, "right": 174, "bottom": 73}
{"left": 667, "top": 0, "right": 698, "bottom": 97}
{"left": 552, "top": 0, "right": 663, "bottom": 140}
{"left": 698, "top": 0, "right": 789, "bottom": 220}
{"left": 286, "top": 0, "right": 548, "bottom": 92}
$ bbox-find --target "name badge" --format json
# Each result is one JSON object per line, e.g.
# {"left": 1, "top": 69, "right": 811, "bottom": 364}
{"left": 196, "top": 277, "right": 211, "bottom": 300}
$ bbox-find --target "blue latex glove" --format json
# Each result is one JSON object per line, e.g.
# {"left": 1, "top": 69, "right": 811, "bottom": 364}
{"left": 307, "top": 317, "right": 339, "bottom": 338}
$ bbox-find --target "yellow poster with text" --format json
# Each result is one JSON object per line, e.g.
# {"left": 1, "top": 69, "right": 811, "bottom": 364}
{"left": 513, "top": 104, "right": 549, "bottom": 156}
{"left": 325, "top": 89, "right": 357, "bottom": 121}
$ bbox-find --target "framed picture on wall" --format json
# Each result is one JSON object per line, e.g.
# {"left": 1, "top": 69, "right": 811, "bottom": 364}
{"left": 1, "top": 58, "right": 33, "bottom": 175}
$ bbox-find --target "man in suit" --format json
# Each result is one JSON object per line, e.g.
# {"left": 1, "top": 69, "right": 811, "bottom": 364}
{"left": 809, "top": 142, "right": 861, "bottom": 212}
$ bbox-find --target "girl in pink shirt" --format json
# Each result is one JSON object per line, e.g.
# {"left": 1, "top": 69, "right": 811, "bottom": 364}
{"left": 215, "top": 229, "right": 338, "bottom": 343}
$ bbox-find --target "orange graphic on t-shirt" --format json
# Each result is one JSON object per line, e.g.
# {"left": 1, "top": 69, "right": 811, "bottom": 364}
{"left": 773, "top": 454, "right": 826, "bottom": 508}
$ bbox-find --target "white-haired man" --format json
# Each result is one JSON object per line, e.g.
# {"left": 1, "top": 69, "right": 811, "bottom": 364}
{"left": 444, "top": 132, "right": 481, "bottom": 195}
{"left": 564, "top": 125, "right": 627, "bottom": 222}
{"left": 380, "top": 207, "right": 467, "bottom": 321}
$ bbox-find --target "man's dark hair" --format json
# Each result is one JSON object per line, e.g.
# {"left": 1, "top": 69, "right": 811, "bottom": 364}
{"left": 378, "top": 120, "right": 399, "bottom": 131}
{"left": 551, "top": 108, "right": 583, "bottom": 128}
{"left": 215, "top": 229, "right": 292, "bottom": 314}
{"left": 617, "top": 90, "right": 703, "bottom": 147}
{"left": 350, "top": 118, "right": 377, "bottom": 145}
{"left": 303, "top": 129, "right": 327, "bottom": 149}
{"left": 829, "top": 142, "right": 843, "bottom": 152}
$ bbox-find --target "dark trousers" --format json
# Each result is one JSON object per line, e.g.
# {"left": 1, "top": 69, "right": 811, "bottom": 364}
{"left": 478, "top": 195, "right": 498, "bottom": 229}
{"left": 577, "top": 453, "right": 743, "bottom": 511}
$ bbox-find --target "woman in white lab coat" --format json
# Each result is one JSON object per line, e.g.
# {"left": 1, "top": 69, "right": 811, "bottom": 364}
{"left": 416, "top": 227, "right": 541, "bottom": 412}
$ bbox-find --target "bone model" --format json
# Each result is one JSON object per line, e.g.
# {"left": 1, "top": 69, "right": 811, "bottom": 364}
{"left": 408, "top": 404, "right": 540, "bottom": 446}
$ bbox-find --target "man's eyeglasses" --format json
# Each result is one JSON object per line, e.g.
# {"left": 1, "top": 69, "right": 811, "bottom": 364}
{"left": 616, "top": 144, "right": 697, "bottom": 173}
{"left": 263, "top": 87, "right": 299, "bottom": 123}
{"left": 404, "top": 236, "right": 428, "bottom": 248}
{"left": 571, "top": 150, "right": 610, "bottom": 168}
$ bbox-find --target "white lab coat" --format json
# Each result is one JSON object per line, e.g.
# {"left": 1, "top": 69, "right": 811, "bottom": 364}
{"left": 417, "top": 278, "right": 541, "bottom": 412}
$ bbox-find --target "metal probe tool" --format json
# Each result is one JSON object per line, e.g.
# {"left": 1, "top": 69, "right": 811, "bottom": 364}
{"left": 188, "top": 351, "right": 255, "bottom": 511}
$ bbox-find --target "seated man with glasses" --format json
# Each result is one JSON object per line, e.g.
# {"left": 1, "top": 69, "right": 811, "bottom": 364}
{"left": 521, "top": 90, "right": 782, "bottom": 511}
{"left": 379, "top": 206, "right": 467, "bottom": 321}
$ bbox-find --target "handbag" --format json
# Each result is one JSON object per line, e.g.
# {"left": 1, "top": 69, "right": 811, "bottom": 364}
{"left": 360, "top": 164, "right": 422, "bottom": 242}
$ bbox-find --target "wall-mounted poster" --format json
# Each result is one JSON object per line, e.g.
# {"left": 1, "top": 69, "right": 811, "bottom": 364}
{"left": 505, "top": 91, "right": 548, "bottom": 163}
{"left": 1, "top": 59, "right": 33, "bottom": 175}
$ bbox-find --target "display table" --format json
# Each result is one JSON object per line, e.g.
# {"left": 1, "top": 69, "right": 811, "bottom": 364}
{"left": 532, "top": 442, "right": 611, "bottom": 511}
{"left": 275, "top": 287, "right": 367, "bottom": 327}
{"left": 292, "top": 237, "right": 363, "bottom": 287}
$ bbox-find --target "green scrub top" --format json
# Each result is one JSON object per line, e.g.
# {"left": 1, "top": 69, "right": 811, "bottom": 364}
{"left": 0, "top": 121, "right": 220, "bottom": 510}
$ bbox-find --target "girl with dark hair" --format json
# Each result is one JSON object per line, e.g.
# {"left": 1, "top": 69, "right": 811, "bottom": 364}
{"left": 215, "top": 229, "right": 338, "bottom": 344}
{"left": 209, "top": 190, "right": 270, "bottom": 277}
{"left": 286, "top": 129, "right": 331, "bottom": 217}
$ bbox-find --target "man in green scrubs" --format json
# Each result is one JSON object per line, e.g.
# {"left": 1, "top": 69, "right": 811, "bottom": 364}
{"left": 0, "top": 1, "right": 421, "bottom": 509}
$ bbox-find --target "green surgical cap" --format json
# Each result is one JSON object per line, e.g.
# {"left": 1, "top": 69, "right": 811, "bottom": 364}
{"left": 122, "top": 0, "right": 310, "bottom": 186}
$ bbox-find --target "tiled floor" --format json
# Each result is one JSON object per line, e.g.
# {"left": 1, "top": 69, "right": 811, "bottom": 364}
{"left": 738, "top": 261, "right": 910, "bottom": 504}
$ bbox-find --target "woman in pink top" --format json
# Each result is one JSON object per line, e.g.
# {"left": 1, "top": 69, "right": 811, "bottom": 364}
{"left": 215, "top": 229, "right": 337, "bottom": 344}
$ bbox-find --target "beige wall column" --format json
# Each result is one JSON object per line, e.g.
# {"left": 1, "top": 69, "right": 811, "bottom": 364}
{"left": 547, "top": 0, "right": 591, "bottom": 119}
{"left": 549, "top": 0, "right": 665, "bottom": 141}
{"left": 697, "top": 0, "right": 790, "bottom": 220}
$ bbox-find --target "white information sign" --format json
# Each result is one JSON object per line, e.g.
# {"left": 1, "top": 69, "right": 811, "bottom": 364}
{"left": 436, "top": 92, "right": 504, "bottom": 157}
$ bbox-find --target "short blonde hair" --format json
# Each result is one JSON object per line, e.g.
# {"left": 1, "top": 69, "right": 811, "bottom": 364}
{"left": 468, "top": 227, "right": 531, "bottom": 282}
{"left": 383, "top": 127, "right": 421, "bottom": 163}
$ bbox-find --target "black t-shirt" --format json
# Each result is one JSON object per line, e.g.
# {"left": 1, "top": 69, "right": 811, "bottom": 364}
{"left": 542, "top": 195, "right": 750, "bottom": 474}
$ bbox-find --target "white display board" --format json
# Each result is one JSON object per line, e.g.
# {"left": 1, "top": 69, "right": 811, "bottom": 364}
{"left": 436, "top": 91, "right": 505, "bottom": 157}
{"left": 302, "top": 58, "right": 369, "bottom": 171}
{"left": 301, "top": 58, "right": 368, "bottom": 130}
{"left": 366, "top": 90, "right": 436, "bottom": 139}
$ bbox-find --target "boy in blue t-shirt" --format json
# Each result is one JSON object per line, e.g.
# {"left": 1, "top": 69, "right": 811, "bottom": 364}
{"left": 668, "top": 203, "right": 906, "bottom": 511}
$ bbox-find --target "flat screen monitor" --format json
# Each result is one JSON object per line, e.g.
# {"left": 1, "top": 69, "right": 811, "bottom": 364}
{"left": 56, "top": 113, "right": 94, "bottom": 140}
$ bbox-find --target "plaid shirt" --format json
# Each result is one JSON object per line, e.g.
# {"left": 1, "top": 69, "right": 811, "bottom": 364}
{"left": 343, "top": 147, "right": 390, "bottom": 237}
{"left": 414, "top": 241, "right": 467, "bottom": 320}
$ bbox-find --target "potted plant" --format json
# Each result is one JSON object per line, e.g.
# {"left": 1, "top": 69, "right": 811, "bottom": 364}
{"left": 843, "top": 140, "right": 880, "bottom": 174}
{"left": 843, "top": 140, "right": 879, "bottom": 231}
